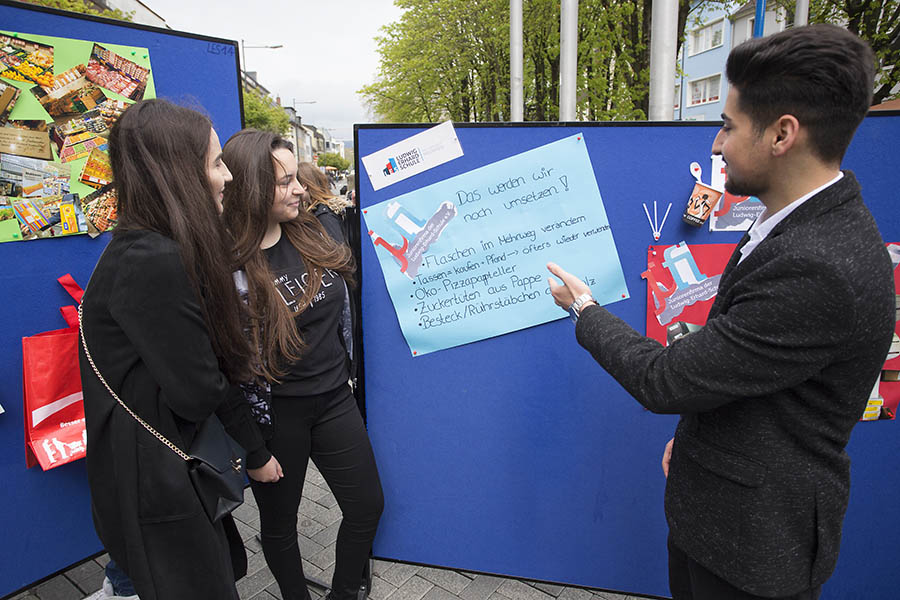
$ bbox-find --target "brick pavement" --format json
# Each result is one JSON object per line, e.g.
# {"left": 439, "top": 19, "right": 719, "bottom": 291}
{"left": 8, "top": 464, "right": 656, "bottom": 600}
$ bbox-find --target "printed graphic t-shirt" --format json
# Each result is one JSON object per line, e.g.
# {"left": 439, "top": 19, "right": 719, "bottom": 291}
{"left": 264, "top": 233, "right": 349, "bottom": 397}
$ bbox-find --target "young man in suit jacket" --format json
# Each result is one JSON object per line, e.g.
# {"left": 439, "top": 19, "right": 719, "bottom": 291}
{"left": 547, "top": 25, "right": 895, "bottom": 600}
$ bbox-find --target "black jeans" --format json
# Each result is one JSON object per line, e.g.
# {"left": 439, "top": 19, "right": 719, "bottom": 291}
{"left": 250, "top": 385, "right": 383, "bottom": 600}
{"left": 668, "top": 536, "right": 822, "bottom": 600}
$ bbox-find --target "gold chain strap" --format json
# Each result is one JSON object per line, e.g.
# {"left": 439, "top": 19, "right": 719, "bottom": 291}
{"left": 78, "top": 303, "right": 191, "bottom": 462}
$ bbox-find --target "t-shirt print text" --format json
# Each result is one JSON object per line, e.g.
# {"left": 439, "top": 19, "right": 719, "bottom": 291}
{"left": 273, "top": 268, "right": 339, "bottom": 313}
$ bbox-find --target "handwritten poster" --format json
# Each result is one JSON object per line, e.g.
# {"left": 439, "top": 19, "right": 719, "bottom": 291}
{"left": 365, "top": 133, "right": 628, "bottom": 356}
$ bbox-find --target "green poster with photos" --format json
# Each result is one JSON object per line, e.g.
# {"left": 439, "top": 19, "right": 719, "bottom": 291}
{"left": 0, "top": 29, "right": 155, "bottom": 242}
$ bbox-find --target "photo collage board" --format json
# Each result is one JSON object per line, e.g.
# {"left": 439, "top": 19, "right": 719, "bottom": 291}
{"left": 0, "top": 29, "right": 155, "bottom": 242}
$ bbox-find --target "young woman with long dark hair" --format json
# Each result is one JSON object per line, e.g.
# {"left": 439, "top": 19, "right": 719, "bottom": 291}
{"left": 79, "top": 99, "right": 268, "bottom": 600}
{"left": 221, "top": 130, "right": 383, "bottom": 600}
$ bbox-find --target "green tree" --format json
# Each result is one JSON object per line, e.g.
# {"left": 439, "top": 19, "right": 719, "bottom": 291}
{"left": 782, "top": 0, "right": 900, "bottom": 104}
{"left": 360, "top": 0, "right": 697, "bottom": 123}
{"left": 242, "top": 86, "right": 290, "bottom": 135}
{"left": 22, "top": 0, "right": 133, "bottom": 20}
{"left": 317, "top": 152, "right": 350, "bottom": 171}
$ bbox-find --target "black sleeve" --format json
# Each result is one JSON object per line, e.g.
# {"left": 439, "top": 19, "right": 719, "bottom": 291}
{"left": 575, "top": 253, "right": 855, "bottom": 414}
{"left": 216, "top": 384, "right": 271, "bottom": 469}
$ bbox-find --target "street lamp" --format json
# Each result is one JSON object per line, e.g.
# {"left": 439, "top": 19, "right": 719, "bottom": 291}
{"left": 240, "top": 39, "right": 283, "bottom": 73}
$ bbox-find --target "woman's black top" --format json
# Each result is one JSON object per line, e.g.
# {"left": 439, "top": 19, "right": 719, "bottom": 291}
{"left": 264, "top": 232, "right": 349, "bottom": 397}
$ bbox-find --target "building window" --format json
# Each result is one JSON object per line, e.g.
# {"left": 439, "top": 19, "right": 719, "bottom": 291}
{"left": 674, "top": 84, "right": 681, "bottom": 110}
{"left": 689, "top": 74, "right": 721, "bottom": 106}
{"left": 690, "top": 19, "right": 725, "bottom": 55}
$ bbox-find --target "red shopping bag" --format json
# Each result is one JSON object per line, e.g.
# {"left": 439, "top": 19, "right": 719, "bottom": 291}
{"left": 23, "top": 274, "right": 86, "bottom": 470}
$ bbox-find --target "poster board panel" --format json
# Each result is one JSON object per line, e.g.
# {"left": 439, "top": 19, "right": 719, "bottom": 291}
{"left": 0, "top": 1, "right": 242, "bottom": 595}
{"left": 356, "top": 116, "right": 900, "bottom": 599}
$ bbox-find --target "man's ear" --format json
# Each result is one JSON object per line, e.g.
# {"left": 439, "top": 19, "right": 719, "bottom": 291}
{"left": 770, "top": 114, "right": 801, "bottom": 156}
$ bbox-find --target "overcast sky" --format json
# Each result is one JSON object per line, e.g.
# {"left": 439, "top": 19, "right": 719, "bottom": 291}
{"left": 145, "top": 0, "right": 406, "bottom": 141}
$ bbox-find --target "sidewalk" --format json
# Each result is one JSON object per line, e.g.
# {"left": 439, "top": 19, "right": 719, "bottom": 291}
{"left": 9, "top": 463, "right": 656, "bottom": 600}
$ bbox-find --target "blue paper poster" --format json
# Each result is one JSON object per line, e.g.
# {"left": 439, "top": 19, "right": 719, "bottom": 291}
{"left": 364, "top": 133, "right": 628, "bottom": 355}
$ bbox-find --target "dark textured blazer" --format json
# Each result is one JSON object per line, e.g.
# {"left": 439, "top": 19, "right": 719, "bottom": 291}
{"left": 79, "top": 230, "right": 264, "bottom": 600}
{"left": 575, "top": 172, "right": 894, "bottom": 596}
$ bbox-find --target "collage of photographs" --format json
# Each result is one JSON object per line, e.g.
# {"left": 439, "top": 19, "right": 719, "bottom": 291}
{"left": 0, "top": 30, "right": 153, "bottom": 242}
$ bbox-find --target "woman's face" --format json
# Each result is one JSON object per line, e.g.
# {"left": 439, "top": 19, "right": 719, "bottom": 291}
{"left": 205, "top": 128, "right": 232, "bottom": 214}
{"left": 269, "top": 147, "right": 303, "bottom": 224}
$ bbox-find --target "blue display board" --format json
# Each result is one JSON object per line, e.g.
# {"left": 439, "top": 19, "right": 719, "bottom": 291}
{"left": 356, "top": 115, "right": 900, "bottom": 599}
{"left": 0, "top": 1, "right": 243, "bottom": 596}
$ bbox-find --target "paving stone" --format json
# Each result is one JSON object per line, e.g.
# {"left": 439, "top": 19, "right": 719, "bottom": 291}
{"left": 371, "top": 559, "right": 393, "bottom": 579}
{"left": 418, "top": 567, "right": 472, "bottom": 594}
{"left": 534, "top": 583, "right": 564, "bottom": 597}
{"left": 590, "top": 593, "right": 629, "bottom": 600}
{"left": 299, "top": 497, "right": 330, "bottom": 522}
{"left": 307, "top": 542, "right": 336, "bottom": 570}
{"left": 311, "top": 519, "right": 341, "bottom": 546}
{"left": 246, "top": 550, "right": 270, "bottom": 576}
{"left": 380, "top": 562, "right": 422, "bottom": 587}
{"left": 236, "top": 519, "right": 261, "bottom": 543}
{"left": 247, "top": 590, "right": 278, "bottom": 600}
{"left": 314, "top": 504, "right": 344, "bottom": 528}
{"left": 390, "top": 575, "right": 434, "bottom": 600}
{"left": 64, "top": 560, "right": 102, "bottom": 583}
{"left": 459, "top": 574, "right": 504, "bottom": 600}
{"left": 421, "top": 584, "right": 460, "bottom": 600}
{"left": 496, "top": 580, "right": 554, "bottom": 600}
{"left": 232, "top": 501, "right": 260, "bottom": 525}
{"left": 244, "top": 487, "right": 258, "bottom": 507}
{"left": 298, "top": 534, "right": 325, "bottom": 558}
{"left": 93, "top": 554, "right": 110, "bottom": 568}
{"left": 9, "top": 592, "right": 40, "bottom": 600}
{"left": 246, "top": 517, "right": 261, "bottom": 532}
{"left": 236, "top": 564, "right": 276, "bottom": 599}
{"left": 298, "top": 516, "right": 327, "bottom": 538}
{"left": 245, "top": 533, "right": 263, "bottom": 554}
{"left": 369, "top": 574, "right": 398, "bottom": 600}
{"left": 73, "top": 569, "right": 105, "bottom": 595}
{"left": 302, "top": 482, "right": 329, "bottom": 503}
{"left": 315, "top": 491, "right": 339, "bottom": 509}
{"left": 34, "top": 576, "right": 83, "bottom": 600}
{"left": 318, "top": 562, "right": 336, "bottom": 585}
{"left": 303, "top": 557, "right": 325, "bottom": 580}
{"left": 265, "top": 581, "right": 284, "bottom": 599}
{"left": 557, "top": 586, "right": 593, "bottom": 600}
{"left": 305, "top": 466, "right": 326, "bottom": 487}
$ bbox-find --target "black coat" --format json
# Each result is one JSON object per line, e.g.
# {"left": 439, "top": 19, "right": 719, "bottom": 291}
{"left": 575, "top": 172, "right": 895, "bottom": 596}
{"left": 79, "top": 230, "right": 260, "bottom": 600}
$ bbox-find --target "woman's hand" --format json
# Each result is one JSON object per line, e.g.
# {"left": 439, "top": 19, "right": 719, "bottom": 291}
{"left": 248, "top": 455, "right": 284, "bottom": 483}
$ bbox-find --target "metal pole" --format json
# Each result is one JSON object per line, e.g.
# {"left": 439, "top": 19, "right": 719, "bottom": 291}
{"left": 510, "top": 0, "right": 524, "bottom": 121}
{"left": 240, "top": 39, "right": 245, "bottom": 75}
{"left": 753, "top": 0, "right": 767, "bottom": 37}
{"left": 559, "top": 0, "right": 578, "bottom": 121}
{"left": 648, "top": 0, "right": 678, "bottom": 121}
{"left": 794, "top": 0, "right": 809, "bottom": 27}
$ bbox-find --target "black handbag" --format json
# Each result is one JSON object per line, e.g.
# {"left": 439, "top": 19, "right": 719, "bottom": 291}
{"left": 79, "top": 305, "right": 246, "bottom": 523}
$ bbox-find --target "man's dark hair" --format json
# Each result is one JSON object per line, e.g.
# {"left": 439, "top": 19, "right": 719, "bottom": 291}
{"left": 726, "top": 24, "right": 875, "bottom": 163}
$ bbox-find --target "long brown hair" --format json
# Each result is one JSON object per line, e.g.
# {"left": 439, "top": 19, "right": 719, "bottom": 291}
{"left": 109, "top": 99, "right": 255, "bottom": 381}
{"left": 297, "top": 161, "right": 351, "bottom": 214}
{"left": 221, "top": 129, "right": 354, "bottom": 381}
